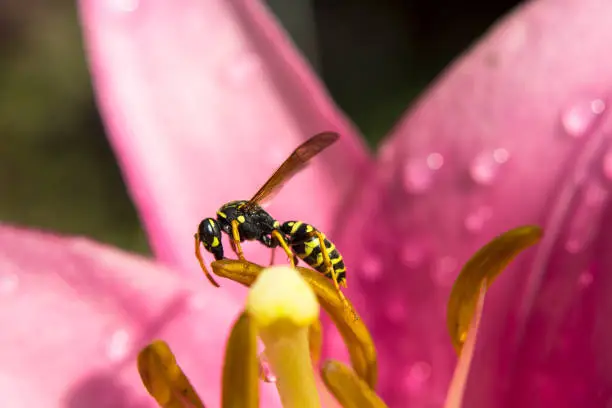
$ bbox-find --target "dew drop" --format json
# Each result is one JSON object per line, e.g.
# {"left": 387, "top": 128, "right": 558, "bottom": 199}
{"left": 109, "top": 0, "right": 139, "bottom": 12}
{"left": 561, "top": 99, "right": 606, "bottom": 138}
{"left": 258, "top": 351, "right": 276, "bottom": 383}
{"left": 432, "top": 256, "right": 457, "bottom": 286}
{"left": 403, "top": 156, "right": 441, "bottom": 194}
{"left": 464, "top": 206, "right": 493, "bottom": 233}
{"left": 0, "top": 273, "right": 18, "bottom": 295}
{"left": 400, "top": 243, "right": 427, "bottom": 268}
{"left": 361, "top": 255, "right": 383, "bottom": 281}
{"left": 564, "top": 239, "right": 581, "bottom": 254}
{"left": 577, "top": 271, "right": 594, "bottom": 288}
{"left": 224, "top": 52, "right": 263, "bottom": 88}
{"left": 469, "top": 149, "right": 509, "bottom": 185}
{"left": 106, "top": 329, "right": 131, "bottom": 362}
{"left": 426, "top": 152, "right": 444, "bottom": 170}
{"left": 403, "top": 361, "right": 432, "bottom": 393}
{"left": 493, "top": 148, "right": 510, "bottom": 163}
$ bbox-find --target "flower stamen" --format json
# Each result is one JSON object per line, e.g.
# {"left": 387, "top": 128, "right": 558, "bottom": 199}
{"left": 222, "top": 311, "right": 258, "bottom": 408}
{"left": 447, "top": 225, "right": 542, "bottom": 354}
{"left": 309, "top": 318, "right": 323, "bottom": 366}
{"left": 137, "top": 340, "right": 206, "bottom": 408}
{"left": 321, "top": 360, "right": 389, "bottom": 408}
{"left": 212, "top": 259, "right": 378, "bottom": 388}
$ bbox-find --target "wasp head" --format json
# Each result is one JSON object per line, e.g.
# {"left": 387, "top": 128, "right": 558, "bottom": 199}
{"left": 197, "top": 218, "right": 224, "bottom": 260}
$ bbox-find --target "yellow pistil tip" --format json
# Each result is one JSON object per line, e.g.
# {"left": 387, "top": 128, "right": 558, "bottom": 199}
{"left": 247, "top": 265, "right": 322, "bottom": 408}
{"left": 247, "top": 265, "right": 319, "bottom": 328}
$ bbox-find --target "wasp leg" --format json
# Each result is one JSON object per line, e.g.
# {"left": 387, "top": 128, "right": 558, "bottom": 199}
{"left": 261, "top": 234, "right": 298, "bottom": 266}
{"left": 269, "top": 249, "right": 299, "bottom": 266}
{"left": 194, "top": 233, "right": 221, "bottom": 287}
{"left": 271, "top": 230, "right": 296, "bottom": 268}
{"left": 259, "top": 234, "right": 278, "bottom": 266}
{"left": 230, "top": 220, "right": 246, "bottom": 261}
{"left": 229, "top": 239, "right": 239, "bottom": 257}
{"left": 313, "top": 231, "right": 355, "bottom": 318}
{"left": 269, "top": 247, "right": 277, "bottom": 266}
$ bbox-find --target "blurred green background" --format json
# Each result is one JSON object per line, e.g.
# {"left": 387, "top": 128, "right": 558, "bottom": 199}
{"left": 0, "top": 0, "right": 519, "bottom": 254}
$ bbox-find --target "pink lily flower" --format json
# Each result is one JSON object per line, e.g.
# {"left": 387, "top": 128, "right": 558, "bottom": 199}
{"left": 2, "top": 0, "right": 611, "bottom": 406}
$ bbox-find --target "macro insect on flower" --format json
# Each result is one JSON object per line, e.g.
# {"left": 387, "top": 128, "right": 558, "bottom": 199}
{"left": 75, "top": 0, "right": 612, "bottom": 406}
{"left": 194, "top": 132, "right": 350, "bottom": 309}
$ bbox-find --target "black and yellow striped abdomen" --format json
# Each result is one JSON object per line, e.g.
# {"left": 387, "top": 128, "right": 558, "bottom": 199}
{"left": 280, "top": 221, "right": 346, "bottom": 285}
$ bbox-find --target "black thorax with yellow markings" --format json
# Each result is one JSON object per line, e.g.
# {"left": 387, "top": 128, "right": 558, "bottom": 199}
{"left": 198, "top": 200, "right": 281, "bottom": 261}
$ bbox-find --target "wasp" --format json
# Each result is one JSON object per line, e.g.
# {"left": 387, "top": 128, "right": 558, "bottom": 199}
{"left": 194, "top": 132, "right": 348, "bottom": 302}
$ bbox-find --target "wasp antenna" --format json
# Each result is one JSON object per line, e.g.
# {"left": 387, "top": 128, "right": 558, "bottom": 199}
{"left": 194, "top": 234, "right": 221, "bottom": 288}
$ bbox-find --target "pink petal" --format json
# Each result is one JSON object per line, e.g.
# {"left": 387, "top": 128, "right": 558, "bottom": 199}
{"left": 334, "top": 0, "right": 612, "bottom": 406}
{"left": 0, "top": 225, "right": 281, "bottom": 407}
{"left": 78, "top": 0, "right": 372, "bottom": 282}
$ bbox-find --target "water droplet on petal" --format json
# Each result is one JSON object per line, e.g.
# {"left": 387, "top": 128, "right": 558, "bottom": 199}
{"left": 464, "top": 206, "right": 493, "bottom": 233}
{"left": 224, "top": 53, "right": 263, "bottom": 88}
{"left": 493, "top": 148, "right": 509, "bottom": 163}
{"left": 426, "top": 153, "right": 444, "bottom": 170}
{"left": 564, "top": 181, "right": 608, "bottom": 253}
{"left": 403, "top": 361, "right": 432, "bottom": 393}
{"left": 403, "top": 156, "right": 441, "bottom": 194}
{"left": 561, "top": 99, "right": 606, "bottom": 138}
{"left": 109, "top": 0, "right": 139, "bottom": 12}
{"left": 0, "top": 272, "right": 18, "bottom": 295}
{"left": 400, "top": 243, "right": 427, "bottom": 268}
{"left": 578, "top": 271, "right": 593, "bottom": 288}
{"left": 432, "top": 256, "right": 457, "bottom": 286}
{"left": 258, "top": 351, "right": 276, "bottom": 383}
{"left": 360, "top": 255, "right": 383, "bottom": 281}
{"left": 565, "top": 239, "right": 581, "bottom": 254}
{"left": 106, "top": 329, "right": 132, "bottom": 362}
{"left": 469, "top": 149, "right": 509, "bottom": 185}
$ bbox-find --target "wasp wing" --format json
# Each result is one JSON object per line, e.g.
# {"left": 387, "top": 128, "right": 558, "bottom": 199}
{"left": 241, "top": 132, "right": 340, "bottom": 212}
